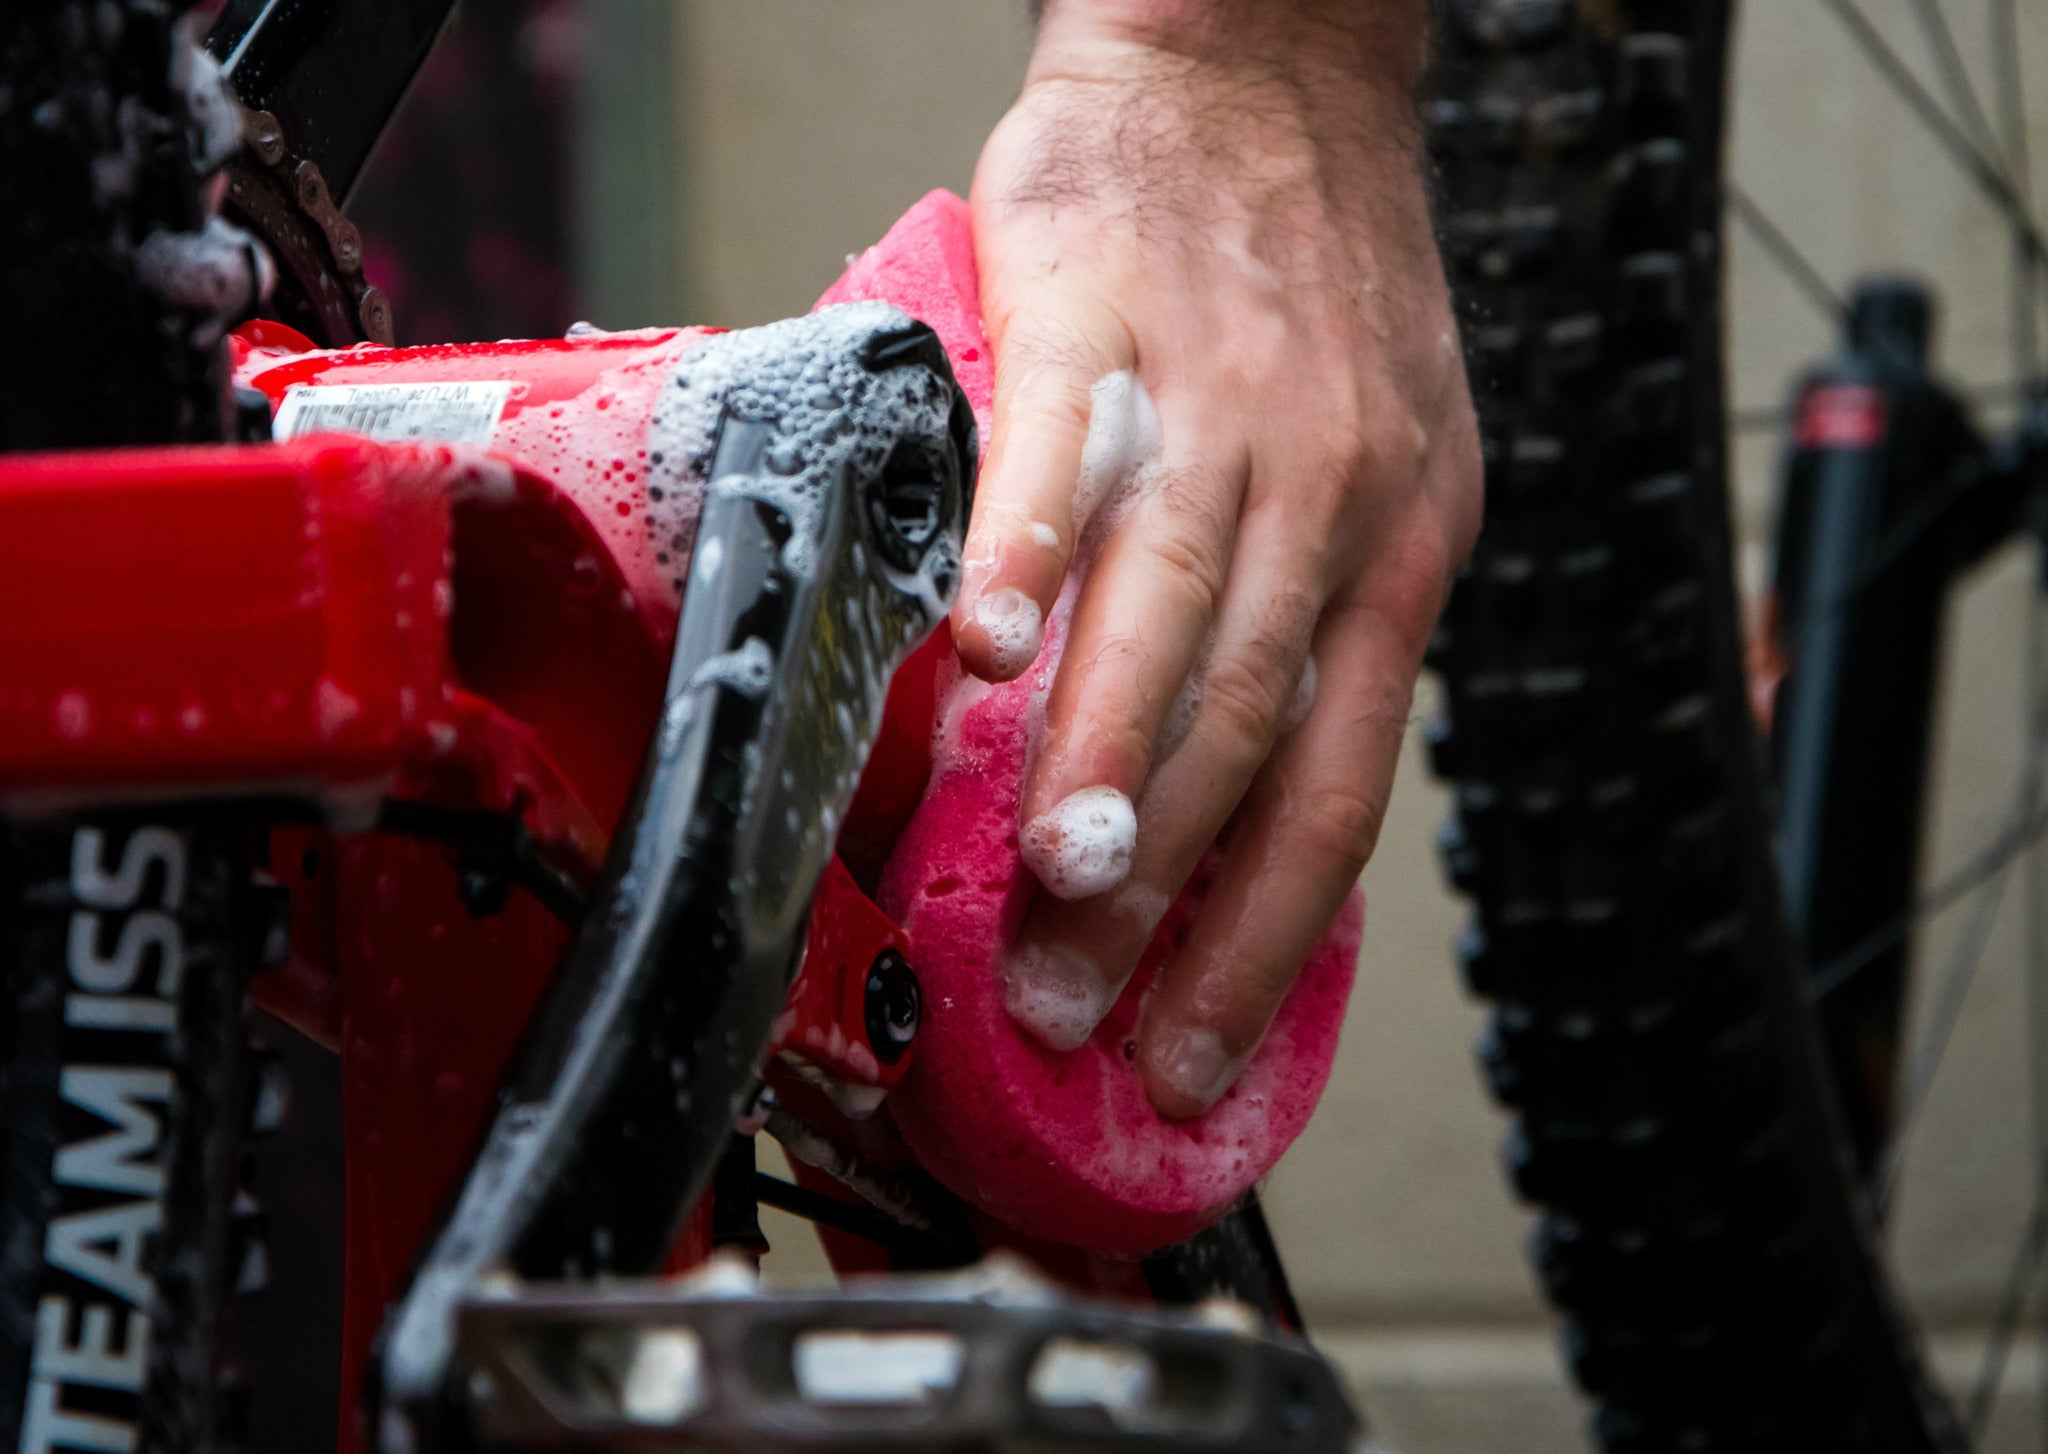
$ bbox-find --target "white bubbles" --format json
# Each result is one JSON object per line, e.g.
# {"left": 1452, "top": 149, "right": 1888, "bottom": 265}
{"left": 973, "top": 588, "right": 1043, "bottom": 677}
{"left": 313, "top": 678, "right": 362, "bottom": 742}
{"left": 1072, "top": 371, "right": 1162, "bottom": 547}
{"left": 50, "top": 691, "right": 92, "bottom": 742}
{"left": 689, "top": 638, "right": 775, "bottom": 699}
{"left": 1021, "top": 785, "right": 1137, "bottom": 901}
{"left": 1003, "top": 942, "right": 1114, "bottom": 1052}
{"left": 1284, "top": 658, "right": 1318, "bottom": 733}
{"left": 648, "top": 301, "right": 956, "bottom": 612}
{"left": 694, "top": 534, "right": 724, "bottom": 584}
{"left": 929, "top": 670, "right": 994, "bottom": 772}
{"left": 136, "top": 216, "right": 271, "bottom": 317}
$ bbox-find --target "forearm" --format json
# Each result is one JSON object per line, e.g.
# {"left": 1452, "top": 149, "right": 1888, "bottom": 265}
{"left": 1030, "top": 0, "right": 1429, "bottom": 97}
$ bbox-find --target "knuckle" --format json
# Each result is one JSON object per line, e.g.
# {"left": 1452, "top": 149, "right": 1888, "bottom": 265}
{"left": 1148, "top": 460, "right": 1240, "bottom": 533}
{"left": 999, "top": 300, "right": 1133, "bottom": 380}
{"left": 1285, "top": 781, "right": 1387, "bottom": 874}
{"left": 1202, "top": 652, "right": 1288, "bottom": 751}
{"left": 1319, "top": 399, "right": 1370, "bottom": 479}
{"left": 1004, "top": 369, "right": 1096, "bottom": 438}
{"left": 1079, "top": 629, "right": 1150, "bottom": 675}
{"left": 1362, "top": 406, "right": 1430, "bottom": 482}
{"left": 1143, "top": 518, "right": 1230, "bottom": 616}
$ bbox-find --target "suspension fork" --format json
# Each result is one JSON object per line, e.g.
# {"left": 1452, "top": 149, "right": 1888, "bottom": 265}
{"left": 1768, "top": 279, "right": 2016, "bottom": 1178}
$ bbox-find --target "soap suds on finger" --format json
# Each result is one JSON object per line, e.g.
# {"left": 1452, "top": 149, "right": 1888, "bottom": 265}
{"left": 1284, "top": 658, "right": 1318, "bottom": 733}
{"left": 973, "top": 588, "right": 1044, "bottom": 676}
{"left": 1073, "top": 370, "right": 1162, "bottom": 547}
{"left": 1021, "top": 785, "right": 1137, "bottom": 900}
{"left": 1004, "top": 942, "right": 1116, "bottom": 1051}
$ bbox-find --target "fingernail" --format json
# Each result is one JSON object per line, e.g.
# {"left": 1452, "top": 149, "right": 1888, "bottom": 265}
{"left": 973, "top": 588, "right": 1043, "bottom": 676}
{"left": 1021, "top": 786, "right": 1137, "bottom": 901}
{"left": 1147, "top": 1026, "right": 1241, "bottom": 1114}
{"left": 1004, "top": 942, "right": 1115, "bottom": 1051}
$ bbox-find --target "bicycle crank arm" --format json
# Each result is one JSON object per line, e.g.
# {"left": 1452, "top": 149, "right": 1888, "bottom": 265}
{"left": 371, "top": 305, "right": 976, "bottom": 1454}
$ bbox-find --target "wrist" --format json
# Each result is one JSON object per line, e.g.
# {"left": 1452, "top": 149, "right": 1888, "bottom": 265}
{"left": 1032, "top": 0, "right": 1427, "bottom": 94}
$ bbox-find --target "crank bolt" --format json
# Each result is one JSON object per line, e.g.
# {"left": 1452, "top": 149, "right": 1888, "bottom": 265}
{"left": 864, "top": 949, "right": 921, "bottom": 1064}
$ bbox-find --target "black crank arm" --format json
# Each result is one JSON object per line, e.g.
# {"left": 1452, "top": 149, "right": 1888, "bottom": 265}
{"left": 370, "top": 305, "right": 976, "bottom": 1454}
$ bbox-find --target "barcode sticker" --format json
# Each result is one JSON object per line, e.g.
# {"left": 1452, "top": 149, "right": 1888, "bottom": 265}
{"left": 273, "top": 381, "right": 515, "bottom": 446}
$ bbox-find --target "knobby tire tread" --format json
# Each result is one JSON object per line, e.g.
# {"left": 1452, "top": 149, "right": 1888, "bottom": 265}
{"left": 1426, "top": 2, "right": 1959, "bottom": 1448}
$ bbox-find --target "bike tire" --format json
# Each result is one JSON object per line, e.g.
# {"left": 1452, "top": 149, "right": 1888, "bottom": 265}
{"left": 0, "top": 0, "right": 232, "bottom": 452}
{"left": 1424, "top": 2, "right": 1959, "bottom": 1447}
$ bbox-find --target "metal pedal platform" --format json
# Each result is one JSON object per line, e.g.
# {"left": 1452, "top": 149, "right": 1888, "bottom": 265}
{"left": 456, "top": 1256, "right": 1361, "bottom": 1453}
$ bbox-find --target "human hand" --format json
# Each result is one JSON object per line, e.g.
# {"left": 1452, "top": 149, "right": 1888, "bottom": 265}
{"left": 951, "top": 0, "right": 1482, "bottom": 1117}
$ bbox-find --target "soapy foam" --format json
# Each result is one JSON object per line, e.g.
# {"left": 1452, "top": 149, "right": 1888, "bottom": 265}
{"left": 972, "top": 589, "right": 1043, "bottom": 677}
{"left": 1021, "top": 785, "right": 1137, "bottom": 901}
{"left": 489, "top": 331, "right": 702, "bottom": 610}
{"left": 1158, "top": 632, "right": 1215, "bottom": 760}
{"left": 1003, "top": 942, "right": 1114, "bottom": 1052}
{"left": 645, "top": 301, "right": 957, "bottom": 601}
{"left": 690, "top": 638, "right": 775, "bottom": 699}
{"left": 1072, "top": 371, "right": 1162, "bottom": 550}
{"left": 1285, "top": 658, "right": 1319, "bottom": 733}
{"left": 137, "top": 216, "right": 273, "bottom": 319}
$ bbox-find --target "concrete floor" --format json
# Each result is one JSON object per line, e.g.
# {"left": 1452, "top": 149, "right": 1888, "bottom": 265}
{"left": 598, "top": 1, "right": 2048, "bottom": 1446}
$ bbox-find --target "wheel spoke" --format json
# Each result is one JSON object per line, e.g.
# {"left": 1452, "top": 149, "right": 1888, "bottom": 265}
{"left": 1727, "top": 181, "right": 1846, "bottom": 326}
{"left": 1769, "top": 459, "right": 1994, "bottom": 673}
{"left": 1907, "top": 0, "right": 2002, "bottom": 164}
{"left": 2023, "top": 551, "right": 2048, "bottom": 1448}
{"left": 1873, "top": 866, "right": 2011, "bottom": 1217}
{"left": 1971, "top": 1173, "right": 2048, "bottom": 1438}
{"left": 1816, "top": 0, "right": 2048, "bottom": 268}
{"left": 1809, "top": 794, "right": 2048, "bottom": 1003}
{"left": 1989, "top": 0, "right": 2042, "bottom": 393}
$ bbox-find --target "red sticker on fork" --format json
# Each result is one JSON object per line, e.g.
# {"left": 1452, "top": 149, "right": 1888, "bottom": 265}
{"left": 1795, "top": 383, "right": 1889, "bottom": 450}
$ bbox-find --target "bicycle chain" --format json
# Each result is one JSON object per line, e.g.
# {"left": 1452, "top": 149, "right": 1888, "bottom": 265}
{"left": 220, "top": 104, "right": 394, "bottom": 347}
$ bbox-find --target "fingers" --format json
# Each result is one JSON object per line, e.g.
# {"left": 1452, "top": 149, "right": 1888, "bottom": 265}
{"left": 1136, "top": 584, "right": 1424, "bottom": 1118}
{"left": 1013, "top": 422, "right": 1251, "bottom": 912}
{"left": 1003, "top": 510, "right": 1321, "bottom": 1050}
{"left": 952, "top": 299, "right": 1137, "bottom": 683}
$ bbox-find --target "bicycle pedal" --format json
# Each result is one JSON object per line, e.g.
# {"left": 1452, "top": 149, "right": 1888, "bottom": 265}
{"left": 453, "top": 1255, "right": 1359, "bottom": 1453}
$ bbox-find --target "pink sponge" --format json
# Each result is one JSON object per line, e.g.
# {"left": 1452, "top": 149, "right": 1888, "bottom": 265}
{"left": 877, "top": 646, "right": 1360, "bottom": 1254}
{"left": 825, "top": 192, "right": 1362, "bottom": 1255}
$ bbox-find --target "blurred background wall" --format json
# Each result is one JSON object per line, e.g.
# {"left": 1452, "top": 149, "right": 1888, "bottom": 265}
{"left": 359, "top": 2, "right": 2048, "bottom": 1449}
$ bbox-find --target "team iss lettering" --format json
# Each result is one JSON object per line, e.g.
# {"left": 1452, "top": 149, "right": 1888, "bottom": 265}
{"left": 19, "top": 826, "right": 187, "bottom": 1454}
